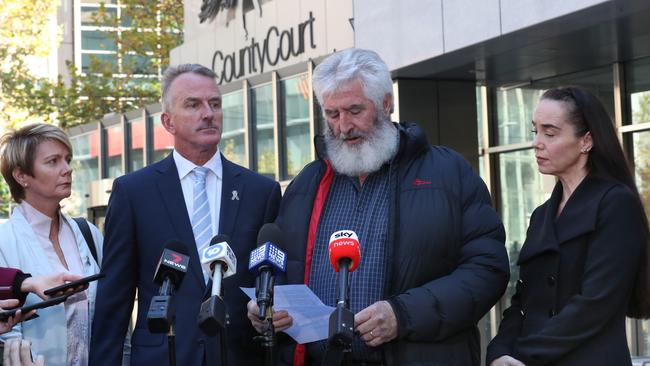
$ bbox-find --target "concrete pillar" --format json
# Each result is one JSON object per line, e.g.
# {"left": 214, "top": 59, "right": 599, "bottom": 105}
{"left": 394, "top": 79, "right": 479, "bottom": 171}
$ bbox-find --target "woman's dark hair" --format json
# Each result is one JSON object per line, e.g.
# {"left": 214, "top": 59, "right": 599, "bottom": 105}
{"left": 541, "top": 86, "right": 650, "bottom": 318}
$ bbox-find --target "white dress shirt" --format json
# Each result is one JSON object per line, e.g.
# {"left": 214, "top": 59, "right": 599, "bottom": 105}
{"left": 173, "top": 149, "right": 223, "bottom": 247}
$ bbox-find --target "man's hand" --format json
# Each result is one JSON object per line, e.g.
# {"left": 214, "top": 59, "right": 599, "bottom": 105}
{"left": 21, "top": 272, "right": 85, "bottom": 300}
{"left": 246, "top": 299, "right": 293, "bottom": 333}
{"left": 354, "top": 300, "right": 398, "bottom": 347}
{"left": 3, "top": 338, "right": 45, "bottom": 366}
{"left": 491, "top": 355, "right": 526, "bottom": 366}
{"left": 0, "top": 300, "right": 35, "bottom": 334}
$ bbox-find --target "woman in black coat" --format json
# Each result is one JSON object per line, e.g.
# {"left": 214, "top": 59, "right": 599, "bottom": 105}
{"left": 487, "top": 86, "right": 650, "bottom": 366}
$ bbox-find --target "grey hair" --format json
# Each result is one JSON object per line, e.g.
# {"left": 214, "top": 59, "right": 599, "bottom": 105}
{"left": 161, "top": 64, "right": 218, "bottom": 112}
{"left": 312, "top": 48, "right": 394, "bottom": 114}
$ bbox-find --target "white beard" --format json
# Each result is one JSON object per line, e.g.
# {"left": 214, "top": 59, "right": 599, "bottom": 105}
{"left": 324, "top": 116, "right": 399, "bottom": 177}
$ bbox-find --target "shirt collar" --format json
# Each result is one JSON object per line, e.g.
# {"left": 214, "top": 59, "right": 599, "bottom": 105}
{"left": 16, "top": 200, "right": 58, "bottom": 237}
{"left": 173, "top": 149, "right": 222, "bottom": 180}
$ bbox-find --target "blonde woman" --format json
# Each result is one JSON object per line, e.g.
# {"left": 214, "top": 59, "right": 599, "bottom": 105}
{"left": 0, "top": 123, "right": 103, "bottom": 366}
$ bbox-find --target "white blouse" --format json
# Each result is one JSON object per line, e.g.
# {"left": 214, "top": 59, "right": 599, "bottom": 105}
{"left": 16, "top": 201, "right": 89, "bottom": 366}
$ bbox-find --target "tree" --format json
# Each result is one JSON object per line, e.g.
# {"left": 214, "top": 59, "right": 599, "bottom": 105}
{"left": 0, "top": 0, "right": 60, "bottom": 127}
{"left": 633, "top": 92, "right": 650, "bottom": 216}
{"left": 0, "top": 0, "right": 183, "bottom": 129}
{"left": 0, "top": 0, "right": 184, "bottom": 216}
{"left": 74, "top": 0, "right": 183, "bottom": 125}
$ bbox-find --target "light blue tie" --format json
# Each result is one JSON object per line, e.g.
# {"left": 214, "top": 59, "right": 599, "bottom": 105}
{"left": 192, "top": 167, "right": 212, "bottom": 253}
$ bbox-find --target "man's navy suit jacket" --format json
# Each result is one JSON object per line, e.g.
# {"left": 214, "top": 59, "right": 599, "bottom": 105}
{"left": 89, "top": 153, "right": 281, "bottom": 365}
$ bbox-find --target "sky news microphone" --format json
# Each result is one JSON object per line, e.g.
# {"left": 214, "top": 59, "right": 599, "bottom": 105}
{"left": 147, "top": 240, "right": 189, "bottom": 333}
{"left": 198, "top": 234, "right": 237, "bottom": 336}
{"left": 248, "top": 223, "right": 286, "bottom": 320}
{"left": 200, "top": 234, "right": 237, "bottom": 298}
{"left": 326, "top": 230, "right": 361, "bottom": 349}
{"left": 328, "top": 230, "right": 361, "bottom": 308}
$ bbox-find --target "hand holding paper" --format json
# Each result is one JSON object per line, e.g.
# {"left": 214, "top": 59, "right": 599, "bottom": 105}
{"left": 241, "top": 284, "right": 335, "bottom": 344}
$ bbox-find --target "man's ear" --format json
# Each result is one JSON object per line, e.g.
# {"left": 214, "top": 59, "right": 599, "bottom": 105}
{"left": 161, "top": 112, "right": 175, "bottom": 135}
{"left": 383, "top": 94, "right": 394, "bottom": 116}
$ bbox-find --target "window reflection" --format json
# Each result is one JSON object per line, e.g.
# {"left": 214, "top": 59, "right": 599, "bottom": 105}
{"left": 496, "top": 88, "right": 544, "bottom": 145}
{"left": 281, "top": 74, "right": 311, "bottom": 179}
{"left": 129, "top": 117, "right": 145, "bottom": 171}
{"left": 251, "top": 84, "right": 276, "bottom": 178}
{"left": 631, "top": 91, "right": 650, "bottom": 124}
{"left": 151, "top": 112, "right": 173, "bottom": 162}
{"left": 106, "top": 123, "right": 124, "bottom": 177}
{"left": 627, "top": 57, "right": 650, "bottom": 125}
{"left": 498, "top": 149, "right": 548, "bottom": 306}
{"left": 221, "top": 91, "right": 247, "bottom": 167}
{"left": 633, "top": 131, "right": 650, "bottom": 354}
{"left": 64, "top": 130, "right": 100, "bottom": 217}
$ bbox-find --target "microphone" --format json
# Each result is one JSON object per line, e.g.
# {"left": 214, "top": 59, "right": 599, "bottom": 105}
{"left": 201, "top": 234, "right": 237, "bottom": 297}
{"left": 326, "top": 230, "right": 361, "bottom": 349}
{"left": 147, "top": 240, "right": 190, "bottom": 333}
{"left": 248, "top": 223, "right": 286, "bottom": 320}
{"left": 198, "top": 235, "right": 237, "bottom": 335}
{"left": 328, "top": 230, "right": 361, "bottom": 308}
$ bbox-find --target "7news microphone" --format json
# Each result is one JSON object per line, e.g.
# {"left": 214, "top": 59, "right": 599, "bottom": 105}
{"left": 197, "top": 234, "right": 237, "bottom": 335}
{"left": 327, "top": 230, "right": 361, "bottom": 346}
{"left": 249, "top": 223, "right": 287, "bottom": 320}
{"left": 147, "top": 240, "right": 190, "bottom": 334}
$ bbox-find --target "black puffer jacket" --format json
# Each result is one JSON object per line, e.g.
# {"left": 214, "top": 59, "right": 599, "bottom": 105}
{"left": 276, "top": 122, "right": 509, "bottom": 366}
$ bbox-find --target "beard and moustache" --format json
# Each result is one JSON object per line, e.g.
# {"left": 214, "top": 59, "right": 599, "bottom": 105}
{"left": 324, "top": 113, "right": 399, "bottom": 177}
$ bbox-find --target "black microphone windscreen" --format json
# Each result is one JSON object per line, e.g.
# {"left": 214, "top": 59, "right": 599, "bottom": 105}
{"left": 209, "top": 234, "right": 230, "bottom": 246}
{"left": 256, "top": 223, "right": 283, "bottom": 248}
{"left": 164, "top": 239, "right": 188, "bottom": 256}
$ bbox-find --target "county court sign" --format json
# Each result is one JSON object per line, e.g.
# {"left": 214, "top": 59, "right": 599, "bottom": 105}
{"left": 212, "top": 12, "right": 316, "bottom": 84}
{"left": 170, "top": 0, "right": 353, "bottom": 85}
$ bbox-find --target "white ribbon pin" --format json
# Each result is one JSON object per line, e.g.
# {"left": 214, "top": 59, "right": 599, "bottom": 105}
{"left": 231, "top": 190, "right": 239, "bottom": 201}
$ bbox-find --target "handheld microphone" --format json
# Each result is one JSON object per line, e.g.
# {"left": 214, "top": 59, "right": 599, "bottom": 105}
{"left": 249, "top": 223, "right": 286, "bottom": 320}
{"left": 198, "top": 235, "right": 237, "bottom": 335}
{"left": 147, "top": 240, "right": 190, "bottom": 333}
{"left": 326, "top": 230, "right": 361, "bottom": 348}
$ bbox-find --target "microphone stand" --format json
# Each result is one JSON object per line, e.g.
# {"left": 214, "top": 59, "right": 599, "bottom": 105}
{"left": 148, "top": 277, "right": 178, "bottom": 366}
{"left": 167, "top": 323, "right": 176, "bottom": 366}
{"left": 322, "top": 258, "right": 353, "bottom": 366}
{"left": 197, "top": 263, "right": 229, "bottom": 366}
{"left": 254, "top": 276, "right": 276, "bottom": 366}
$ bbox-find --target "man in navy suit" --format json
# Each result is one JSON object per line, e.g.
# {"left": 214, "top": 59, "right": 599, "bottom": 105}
{"left": 89, "top": 64, "right": 281, "bottom": 365}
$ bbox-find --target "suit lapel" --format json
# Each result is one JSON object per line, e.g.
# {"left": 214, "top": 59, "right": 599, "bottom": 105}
{"left": 156, "top": 155, "right": 206, "bottom": 291}
{"left": 219, "top": 155, "right": 243, "bottom": 239}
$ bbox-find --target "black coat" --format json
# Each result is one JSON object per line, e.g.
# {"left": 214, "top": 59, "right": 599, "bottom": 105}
{"left": 277, "top": 122, "right": 509, "bottom": 366}
{"left": 486, "top": 176, "right": 645, "bottom": 366}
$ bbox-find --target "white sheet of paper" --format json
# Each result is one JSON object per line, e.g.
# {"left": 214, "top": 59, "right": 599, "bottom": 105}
{"left": 241, "top": 285, "right": 335, "bottom": 344}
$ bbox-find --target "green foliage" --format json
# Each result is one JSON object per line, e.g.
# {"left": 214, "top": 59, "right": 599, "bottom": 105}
{"left": 0, "top": 0, "right": 59, "bottom": 127}
{"left": 633, "top": 92, "right": 650, "bottom": 216}
{"left": 0, "top": 0, "right": 183, "bottom": 129}
{"left": 0, "top": 179, "right": 11, "bottom": 218}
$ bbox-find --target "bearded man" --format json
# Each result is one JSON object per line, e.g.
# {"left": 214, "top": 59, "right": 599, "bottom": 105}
{"left": 247, "top": 48, "right": 509, "bottom": 366}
